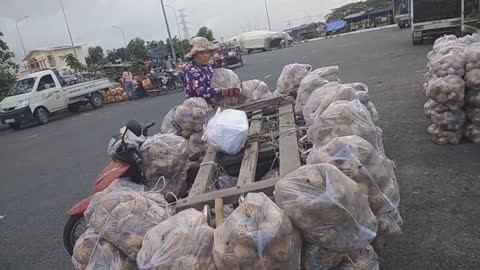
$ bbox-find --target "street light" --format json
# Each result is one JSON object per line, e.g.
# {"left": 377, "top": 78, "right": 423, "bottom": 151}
{"left": 160, "top": 0, "right": 177, "bottom": 64}
{"left": 264, "top": 0, "right": 272, "bottom": 31}
{"left": 112, "top": 26, "right": 128, "bottom": 48}
{"left": 59, "top": 0, "right": 77, "bottom": 58}
{"left": 16, "top": 16, "right": 29, "bottom": 58}
{"left": 164, "top": 4, "right": 186, "bottom": 58}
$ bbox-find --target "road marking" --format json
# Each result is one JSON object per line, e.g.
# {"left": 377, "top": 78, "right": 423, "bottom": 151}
{"left": 0, "top": 215, "right": 5, "bottom": 219}
{"left": 81, "top": 113, "right": 91, "bottom": 116}
{"left": 264, "top": 74, "right": 272, "bottom": 79}
{"left": 415, "top": 69, "right": 425, "bottom": 73}
{"left": 368, "top": 76, "right": 377, "bottom": 80}
{"left": 29, "top": 133, "right": 39, "bottom": 138}
{"left": 301, "top": 56, "right": 306, "bottom": 59}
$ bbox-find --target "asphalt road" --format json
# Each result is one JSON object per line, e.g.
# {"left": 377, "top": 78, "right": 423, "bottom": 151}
{"left": 1, "top": 27, "right": 480, "bottom": 269}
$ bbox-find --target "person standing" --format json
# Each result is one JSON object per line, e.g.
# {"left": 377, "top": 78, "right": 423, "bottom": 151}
{"left": 183, "top": 37, "right": 240, "bottom": 100}
{"left": 122, "top": 67, "right": 134, "bottom": 100}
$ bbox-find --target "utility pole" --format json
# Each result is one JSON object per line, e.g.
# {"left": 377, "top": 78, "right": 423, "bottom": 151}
{"left": 160, "top": 0, "right": 176, "bottom": 63}
{"left": 264, "top": 0, "right": 272, "bottom": 31}
{"left": 287, "top": 20, "right": 292, "bottom": 29}
{"left": 112, "top": 26, "right": 128, "bottom": 48}
{"left": 16, "top": 16, "right": 29, "bottom": 58}
{"left": 178, "top": 9, "right": 190, "bottom": 40}
{"left": 165, "top": 4, "right": 186, "bottom": 58}
{"left": 59, "top": 0, "right": 77, "bottom": 58}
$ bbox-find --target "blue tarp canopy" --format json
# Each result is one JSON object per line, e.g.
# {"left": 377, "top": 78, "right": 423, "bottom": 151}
{"left": 325, "top": 20, "right": 347, "bottom": 32}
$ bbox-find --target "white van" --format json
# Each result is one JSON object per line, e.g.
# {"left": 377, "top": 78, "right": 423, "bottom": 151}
{"left": 0, "top": 69, "right": 113, "bottom": 129}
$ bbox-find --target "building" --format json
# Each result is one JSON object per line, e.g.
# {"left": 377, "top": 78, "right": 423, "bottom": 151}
{"left": 343, "top": 6, "right": 394, "bottom": 32}
{"left": 284, "top": 22, "right": 326, "bottom": 41}
{"left": 20, "top": 44, "right": 88, "bottom": 75}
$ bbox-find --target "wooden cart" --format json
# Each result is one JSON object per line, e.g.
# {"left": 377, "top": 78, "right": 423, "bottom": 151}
{"left": 176, "top": 96, "right": 303, "bottom": 215}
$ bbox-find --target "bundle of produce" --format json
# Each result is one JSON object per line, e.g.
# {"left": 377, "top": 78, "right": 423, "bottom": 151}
{"left": 424, "top": 99, "right": 464, "bottom": 118}
{"left": 142, "top": 77, "right": 154, "bottom": 90}
{"left": 306, "top": 136, "right": 402, "bottom": 236}
{"left": 465, "top": 88, "right": 480, "bottom": 107}
{"left": 174, "top": 97, "right": 210, "bottom": 138}
{"left": 465, "top": 69, "right": 480, "bottom": 90}
{"left": 72, "top": 228, "right": 136, "bottom": 270}
{"left": 84, "top": 179, "right": 173, "bottom": 260}
{"left": 425, "top": 75, "right": 465, "bottom": 103}
{"left": 431, "top": 34, "right": 458, "bottom": 54}
{"left": 213, "top": 192, "right": 301, "bottom": 269}
{"left": 427, "top": 123, "right": 463, "bottom": 145}
{"left": 240, "top": 79, "right": 272, "bottom": 102}
{"left": 458, "top": 33, "right": 480, "bottom": 46}
{"left": 426, "top": 51, "right": 465, "bottom": 80}
{"left": 303, "top": 82, "right": 370, "bottom": 125}
{"left": 161, "top": 107, "right": 180, "bottom": 135}
{"left": 466, "top": 106, "right": 480, "bottom": 122}
{"left": 464, "top": 122, "right": 480, "bottom": 143}
{"left": 275, "top": 164, "right": 378, "bottom": 252}
{"left": 188, "top": 132, "right": 207, "bottom": 161}
{"left": 465, "top": 43, "right": 480, "bottom": 72}
{"left": 301, "top": 243, "right": 344, "bottom": 270}
{"left": 114, "top": 95, "right": 123, "bottom": 103}
{"left": 137, "top": 209, "right": 216, "bottom": 270}
{"left": 210, "top": 68, "right": 242, "bottom": 108}
{"left": 307, "top": 99, "right": 384, "bottom": 155}
{"left": 335, "top": 245, "right": 379, "bottom": 270}
{"left": 107, "top": 96, "right": 116, "bottom": 104}
{"left": 275, "top": 63, "right": 313, "bottom": 95}
{"left": 430, "top": 110, "right": 466, "bottom": 131}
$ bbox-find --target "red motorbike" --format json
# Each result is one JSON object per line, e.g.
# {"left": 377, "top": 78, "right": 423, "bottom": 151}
{"left": 63, "top": 120, "right": 154, "bottom": 255}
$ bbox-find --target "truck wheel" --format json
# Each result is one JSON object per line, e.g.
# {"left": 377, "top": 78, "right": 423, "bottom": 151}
{"left": 90, "top": 92, "right": 104, "bottom": 109}
{"left": 35, "top": 107, "right": 49, "bottom": 125}
{"left": 412, "top": 38, "right": 423, "bottom": 46}
{"left": 67, "top": 104, "right": 81, "bottom": 113}
{"left": 8, "top": 123, "right": 21, "bottom": 130}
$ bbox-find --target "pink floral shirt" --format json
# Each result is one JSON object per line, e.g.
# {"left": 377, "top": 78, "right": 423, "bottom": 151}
{"left": 183, "top": 61, "right": 222, "bottom": 98}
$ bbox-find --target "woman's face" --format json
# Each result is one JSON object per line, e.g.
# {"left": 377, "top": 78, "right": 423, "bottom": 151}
{"left": 193, "top": 51, "right": 211, "bottom": 65}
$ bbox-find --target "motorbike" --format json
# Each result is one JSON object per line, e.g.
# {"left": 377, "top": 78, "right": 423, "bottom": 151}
{"left": 62, "top": 120, "right": 155, "bottom": 255}
{"left": 149, "top": 68, "right": 184, "bottom": 92}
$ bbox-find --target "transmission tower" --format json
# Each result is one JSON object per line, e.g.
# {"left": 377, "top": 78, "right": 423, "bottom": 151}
{"left": 177, "top": 9, "right": 190, "bottom": 40}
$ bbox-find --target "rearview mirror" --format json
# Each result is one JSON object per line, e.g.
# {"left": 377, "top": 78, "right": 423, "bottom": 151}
{"left": 126, "top": 120, "right": 142, "bottom": 137}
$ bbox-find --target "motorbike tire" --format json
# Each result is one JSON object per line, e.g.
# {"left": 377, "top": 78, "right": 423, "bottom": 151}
{"left": 63, "top": 214, "right": 87, "bottom": 255}
{"left": 166, "top": 81, "right": 176, "bottom": 91}
{"left": 174, "top": 78, "right": 184, "bottom": 91}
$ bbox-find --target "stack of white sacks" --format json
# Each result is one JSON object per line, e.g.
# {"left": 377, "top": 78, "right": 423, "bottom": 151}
{"left": 423, "top": 34, "right": 480, "bottom": 144}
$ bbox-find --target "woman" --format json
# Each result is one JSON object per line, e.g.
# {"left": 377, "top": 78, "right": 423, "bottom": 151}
{"left": 122, "top": 67, "right": 134, "bottom": 100}
{"left": 183, "top": 37, "right": 241, "bottom": 99}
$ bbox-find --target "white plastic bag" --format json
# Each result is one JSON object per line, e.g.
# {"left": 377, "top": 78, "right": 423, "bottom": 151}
{"left": 205, "top": 109, "right": 249, "bottom": 155}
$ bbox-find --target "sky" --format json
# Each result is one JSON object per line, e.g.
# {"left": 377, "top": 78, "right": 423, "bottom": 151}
{"left": 0, "top": 0, "right": 356, "bottom": 61}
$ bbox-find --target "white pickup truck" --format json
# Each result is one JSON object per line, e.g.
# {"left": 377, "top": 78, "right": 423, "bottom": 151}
{"left": 0, "top": 69, "right": 113, "bottom": 129}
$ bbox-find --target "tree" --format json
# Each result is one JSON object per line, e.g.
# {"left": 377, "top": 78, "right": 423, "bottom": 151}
{"left": 64, "top": 54, "right": 87, "bottom": 72}
{"left": 86, "top": 46, "right": 106, "bottom": 72}
{"left": 325, "top": 0, "right": 391, "bottom": 22}
{"left": 126, "top": 37, "right": 147, "bottom": 60}
{"left": 196, "top": 26, "right": 214, "bottom": 41}
{"left": 0, "top": 32, "right": 16, "bottom": 100}
{"left": 106, "top": 48, "right": 130, "bottom": 63}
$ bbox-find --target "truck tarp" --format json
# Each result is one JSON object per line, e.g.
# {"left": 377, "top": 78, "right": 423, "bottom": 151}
{"left": 413, "top": 0, "right": 461, "bottom": 23}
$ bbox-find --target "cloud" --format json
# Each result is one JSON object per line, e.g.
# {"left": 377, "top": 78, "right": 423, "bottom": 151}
{"left": 1, "top": 0, "right": 356, "bottom": 61}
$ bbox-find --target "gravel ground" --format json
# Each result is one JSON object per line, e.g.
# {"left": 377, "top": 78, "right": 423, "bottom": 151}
{"left": 0, "top": 27, "right": 479, "bottom": 269}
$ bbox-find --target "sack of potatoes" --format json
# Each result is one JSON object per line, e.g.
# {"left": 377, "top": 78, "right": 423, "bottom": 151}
{"left": 464, "top": 122, "right": 480, "bottom": 144}
{"left": 424, "top": 99, "right": 464, "bottom": 119}
{"left": 210, "top": 68, "right": 242, "bottom": 108}
{"left": 427, "top": 123, "right": 463, "bottom": 145}
{"left": 465, "top": 69, "right": 480, "bottom": 91}
{"left": 240, "top": 79, "right": 272, "bottom": 102}
{"left": 275, "top": 63, "right": 313, "bottom": 95}
{"left": 174, "top": 97, "right": 210, "bottom": 138}
{"left": 430, "top": 109, "right": 466, "bottom": 131}
{"left": 425, "top": 75, "right": 465, "bottom": 103}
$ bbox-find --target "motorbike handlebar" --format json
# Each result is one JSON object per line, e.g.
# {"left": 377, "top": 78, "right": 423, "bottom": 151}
{"left": 142, "top": 122, "right": 155, "bottom": 136}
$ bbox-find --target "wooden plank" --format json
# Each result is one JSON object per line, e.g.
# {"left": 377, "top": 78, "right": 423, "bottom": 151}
{"left": 188, "top": 145, "right": 218, "bottom": 196}
{"left": 234, "top": 95, "right": 293, "bottom": 114}
{"left": 215, "top": 198, "right": 224, "bottom": 227}
{"left": 237, "top": 114, "right": 263, "bottom": 186}
{"left": 278, "top": 104, "right": 301, "bottom": 177}
{"left": 176, "top": 177, "right": 279, "bottom": 211}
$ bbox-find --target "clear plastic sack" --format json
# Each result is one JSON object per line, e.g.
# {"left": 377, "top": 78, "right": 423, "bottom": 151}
{"left": 424, "top": 99, "right": 464, "bottom": 118}
{"left": 425, "top": 75, "right": 465, "bottom": 103}
{"left": 304, "top": 83, "right": 370, "bottom": 125}
{"left": 464, "top": 122, "right": 480, "bottom": 144}
{"left": 72, "top": 228, "right": 136, "bottom": 270}
{"left": 205, "top": 109, "right": 249, "bottom": 155}
{"left": 84, "top": 179, "right": 173, "bottom": 260}
{"left": 213, "top": 192, "right": 301, "bottom": 270}
{"left": 427, "top": 124, "right": 463, "bottom": 145}
{"left": 466, "top": 89, "right": 480, "bottom": 107}
{"left": 307, "top": 99, "right": 384, "bottom": 155}
{"left": 430, "top": 109, "right": 466, "bottom": 131}
{"left": 210, "top": 68, "right": 242, "bottom": 108}
{"left": 275, "top": 63, "right": 313, "bottom": 94}
{"left": 464, "top": 43, "right": 480, "bottom": 72}
{"left": 174, "top": 98, "right": 210, "bottom": 138}
{"left": 306, "top": 136, "right": 402, "bottom": 236}
{"left": 457, "top": 33, "right": 480, "bottom": 46}
{"left": 188, "top": 132, "right": 207, "bottom": 161}
{"left": 137, "top": 208, "right": 216, "bottom": 270}
{"left": 367, "top": 102, "right": 379, "bottom": 123}
{"left": 301, "top": 243, "right": 344, "bottom": 270}
{"left": 429, "top": 51, "right": 465, "bottom": 78}
{"left": 465, "top": 69, "right": 480, "bottom": 91}
{"left": 335, "top": 245, "right": 379, "bottom": 270}
{"left": 275, "top": 164, "right": 378, "bottom": 252}
{"left": 161, "top": 107, "right": 180, "bottom": 135}
{"left": 241, "top": 80, "right": 272, "bottom": 101}
{"left": 294, "top": 70, "right": 331, "bottom": 115}
{"left": 466, "top": 106, "right": 480, "bottom": 123}
{"left": 140, "top": 134, "right": 189, "bottom": 179}
{"left": 432, "top": 35, "right": 458, "bottom": 54}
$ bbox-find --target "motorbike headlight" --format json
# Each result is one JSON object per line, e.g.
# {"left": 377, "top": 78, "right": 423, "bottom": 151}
{"left": 15, "top": 99, "right": 30, "bottom": 110}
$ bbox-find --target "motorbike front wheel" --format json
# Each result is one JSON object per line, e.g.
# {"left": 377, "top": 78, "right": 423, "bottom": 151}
{"left": 63, "top": 214, "right": 87, "bottom": 255}
{"left": 174, "top": 78, "right": 184, "bottom": 91}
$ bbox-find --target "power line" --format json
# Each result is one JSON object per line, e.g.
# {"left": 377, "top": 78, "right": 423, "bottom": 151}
{"left": 177, "top": 9, "right": 190, "bottom": 40}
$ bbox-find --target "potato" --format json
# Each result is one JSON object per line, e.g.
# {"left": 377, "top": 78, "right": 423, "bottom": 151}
{"left": 465, "top": 89, "right": 480, "bottom": 107}
{"left": 424, "top": 99, "right": 464, "bottom": 118}
{"left": 240, "top": 80, "right": 272, "bottom": 102}
{"left": 275, "top": 164, "right": 378, "bottom": 252}
{"left": 137, "top": 209, "right": 216, "bottom": 270}
{"left": 210, "top": 68, "right": 242, "bottom": 108}
{"left": 174, "top": 98, "right": 210, "bottom": 138}
{"left": 465, "top": 69, "right": 480, "bottom": 91}
{"left": 425, "top": 75, "right": 465, "bottom": 103}
{"left": 466, "top": 106, "right": 480, "bottom": 123}
{"left": 275, "top": 63, "right": 313, "bottom": 94}
{"left": 428, "top": 51, "right": 465, "bottom": 78}
{"left": 430, "top": 109, "right": 466, "bottom": 131}
{"left": 72, "top": 228, "right": 136, "bottom": 270}
{"left": 427, "top": 124, "right": 463, "bottom": 145}
{"left": 301, "top": 243, "right": 345, "bottom": 270}
{"left": 464, "top": 122, "right": 480, "bottom": 144}
{"left": 335, "top": 245, "right": 379, "bottom": 270}
{"left": 84, "top": 180, "right": 173, "bottom": 260}
{"left": 307, "top": 99, "right": 384, "bottom": 155}
{"left": 213, "top": 193, "right": 301, "bottom": 270}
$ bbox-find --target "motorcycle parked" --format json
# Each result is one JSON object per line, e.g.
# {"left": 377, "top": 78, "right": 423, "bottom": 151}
{"left": 62, "top": 120, "right": 155, "bottom": 255}
{"left": 149, "top": 68, "right": 184, "bottom": 92}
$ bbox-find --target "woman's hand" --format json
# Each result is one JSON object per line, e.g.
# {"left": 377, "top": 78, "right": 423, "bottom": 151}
{"left": 221, "top": 88, "right": 241, "bottom": 97}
